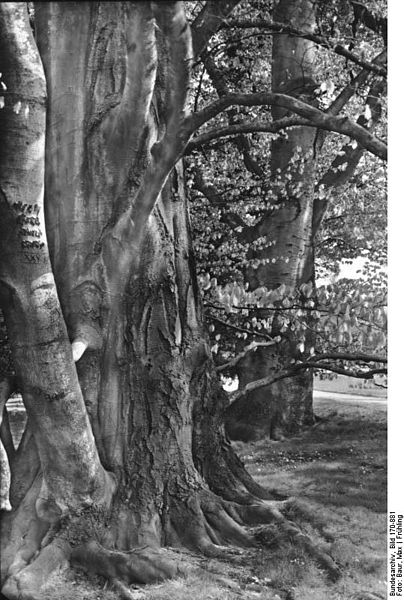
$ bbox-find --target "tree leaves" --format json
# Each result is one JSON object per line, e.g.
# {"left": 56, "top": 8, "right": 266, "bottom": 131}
{"left": 189, "top": 0, "right": 387, "bottom": 382}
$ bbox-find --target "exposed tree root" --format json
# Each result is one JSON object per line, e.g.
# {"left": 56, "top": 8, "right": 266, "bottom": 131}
{"left": 166, "top": 488, "right": 340, "bottom": 580}
{"left": 1, "top": 539, "right": 70, "bottom": 600}
{"left": 237, "top": 499, "right": 341, "bottom": 580}
{"left": 72, "top": 540, "right": 185, "bottom": 584}
{"left": 1, "top": 479, "right": 340, "bottom": 599}
{"left": 200, "top": 437, "right": 288, "bottom": 504}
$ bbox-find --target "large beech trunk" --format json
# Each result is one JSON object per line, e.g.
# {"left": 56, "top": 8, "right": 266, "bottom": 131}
{"left": 226, "top": 0, "right": 317, "bottom": 442}
{"left": 0, "top": 4, "right": 340, "bottom": 598}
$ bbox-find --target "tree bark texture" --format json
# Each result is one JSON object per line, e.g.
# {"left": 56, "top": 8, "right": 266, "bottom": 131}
{"left": 226, "top": 0, "right": 317, "bottom": 441}
{"left": 0, "top": 1, "right": 115, "bottom": 521}
{"left": 0, "top": 4, "right": 340, "bottom": 597}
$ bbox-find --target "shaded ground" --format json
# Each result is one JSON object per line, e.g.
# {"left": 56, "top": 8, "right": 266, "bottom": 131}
{"left": 4, "top": 395, "right": 387, "bottom": 600}
{"left": 239, "top": 395, "right": 387, "bottom": 513}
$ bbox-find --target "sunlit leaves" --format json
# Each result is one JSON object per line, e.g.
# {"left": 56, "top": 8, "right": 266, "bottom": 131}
{"left": 187, "top": 0, "right": 386, "bottom": 384}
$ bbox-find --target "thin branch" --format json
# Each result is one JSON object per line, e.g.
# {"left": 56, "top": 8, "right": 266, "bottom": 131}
{"left": 296, "top": 362, "right": 387, "bottom": 378}
{"left": 314, "top": 48, "right": 386, "bottom": 152}
{"left": 186, "top": 92, "right": 387, "bottom": 160}
{"left": 193, "top": 64, "right": 206, "bottom": 112}
{"left": 206, "top": 301, "right": 318, "bottom": 313}
{"left": 208, "top": 314, "right": 274, "bottom": 341}
{"left": 326, "top": 49, "right": 386, "bottom": 118}
{"left": 201, "top": 52, "right": 266, "bottom": 178}
{"left": 185, "top": 116, "right": 307, "bottom": 153}
{"left": 313, "top": 76, "right": 386, "bottom": 234}
{"left": 221, "top": 19, "right": 387, "bottom": 77}
{"left": 307, "top": 351, "right": 387, "bottom": 364}
{"left": 231, "top": 362, "right": 387, "bottom": 401}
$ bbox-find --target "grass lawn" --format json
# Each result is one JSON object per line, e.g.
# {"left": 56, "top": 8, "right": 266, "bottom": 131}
{"left": 36, "top": 396, "right": 387, "bottom": 600}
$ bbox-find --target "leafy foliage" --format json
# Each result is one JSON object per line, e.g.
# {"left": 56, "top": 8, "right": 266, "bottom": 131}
{"left": 188, "top": 0, "right": 387, "bottom": 388}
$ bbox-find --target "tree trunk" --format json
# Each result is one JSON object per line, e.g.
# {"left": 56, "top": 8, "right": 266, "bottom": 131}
{"left": 0, "top": 4, "right": 340, "bottom": 597}
{"left": 226, "top": 0, "right": 317, "bottom": 442}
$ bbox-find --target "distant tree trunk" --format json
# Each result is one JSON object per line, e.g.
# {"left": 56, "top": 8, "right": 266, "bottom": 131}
{"left": 0, "top": 4, "right": 340, "bottom": 598}
{"left": 226, "top": 0, "right": 317, "bottom": 441}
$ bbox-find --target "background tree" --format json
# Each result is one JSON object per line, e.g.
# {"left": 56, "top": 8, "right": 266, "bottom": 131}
{"left": 0, "top": 2, "right": 385, "bottom": 598}
{"left": 188, "top": 0, "right": 387, "bottom": 441}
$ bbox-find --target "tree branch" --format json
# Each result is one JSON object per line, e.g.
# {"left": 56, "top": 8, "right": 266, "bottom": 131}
{"left": 221, "top": 19, "right": 387, "bottom": 76}
{"left": 307, "top": 352, "right": 387, "bottom": 364}
{"left": 231, "top": 362, "right": 387, "bottom": 402}
{"left": 185, "top": 116, "right": 306, "bottom": 153}
{"left": 216, "top": 340, "right": 277, "bottom": 373}
{"left": 208, "top": 315, "right": 274, "bottom": 341}
{"left": 297, "top": 363, "right": 387, "bottom": 379}
{"left": 326, "top": 49, "right": 386, "bottom": 118}
{"left": 186, "top": 92, "right": 387, "bottom": 160}
{"left": 314, "top": 48, "right": 386, "bottom": 152}
{"left": 201, "top": 52, "right": 266, "bottom": 177}
{"left": 313, "top": 76, "right": 386, "bottom": 235}
{"left": 350, "top": 1, "right": 387, "bottom": 44}
{"left": 191, "top": 0, "right": 241, "bottom": 60}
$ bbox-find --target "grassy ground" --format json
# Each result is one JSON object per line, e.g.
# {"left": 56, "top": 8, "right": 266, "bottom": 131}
{"left": 25, "top": 396, "right": 388, "bottom": 600}
{"left": 313, "top": 373, "right": 387, "bottom": 398}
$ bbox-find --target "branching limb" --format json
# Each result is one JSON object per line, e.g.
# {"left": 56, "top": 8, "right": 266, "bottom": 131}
{"left": 294, "top": 362, "right": 387, "bottom": 379}
{"left": 186, "top": 92, "right": 387, "bottom": 160}
{"left": 216, "top": 341, "right": 277, "bottom": 373}
{"left": 314, "top": 48, "right": 386, "bottom": 153}
{"left": 309, "top": 352, "right": 387, "bottom": 364}
{"left": 201, "top": 52, "right": 266, "bottom": 178}
{"left": 221, "top": 19, "right": 387, "bottom": 76}
{"left": 326, "top": 49, "right": 386, "bottom": 117}
{"left": 231, "top": 360, "right": 387, "bottom": 402}
{"left": 313, "top": 75, "right": 386, "bottom": 234}
{"left": 185, "top": 116, "right": 307, "bottom": 153}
